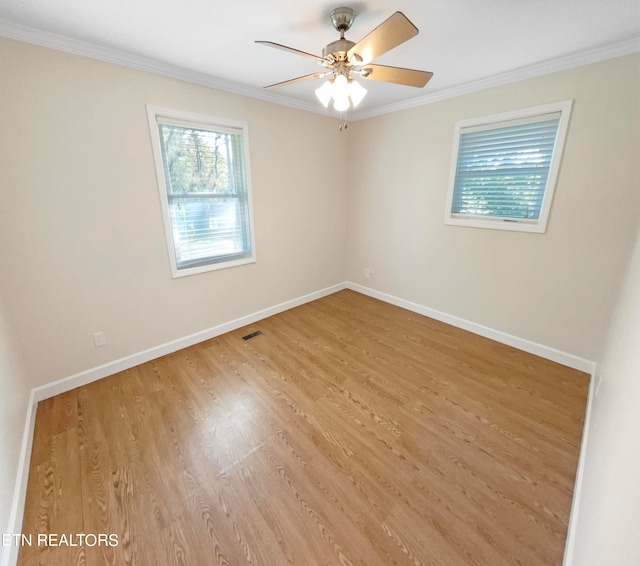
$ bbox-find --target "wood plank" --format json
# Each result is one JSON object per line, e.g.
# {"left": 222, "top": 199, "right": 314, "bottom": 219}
{"left": 19, "top": 290, "right": 589, "bottom": 565}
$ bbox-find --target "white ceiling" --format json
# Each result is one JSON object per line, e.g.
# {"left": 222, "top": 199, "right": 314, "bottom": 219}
{"left": 1, "top": 0, "right": 639, "bottom": 119}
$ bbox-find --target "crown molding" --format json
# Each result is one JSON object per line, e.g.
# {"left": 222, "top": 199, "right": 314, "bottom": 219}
{"left": 1, "top": 18, "right": 638, "bottom": 121}
{"left": 0, "top": 18, "right": 332, "bottom": 117}
{"left": 352, "top": 36, "right": 640, "bottom": 120}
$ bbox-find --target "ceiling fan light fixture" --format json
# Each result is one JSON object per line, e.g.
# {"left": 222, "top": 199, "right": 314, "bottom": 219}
{"left": 333, "top": 93, "right": 350, "bottom": 112}
{"left": 348, "top": 78, "right": 367, "bottom": 108}
{"left": 332, "top": 73, "right": 349, "bottom": 96}
{"left": 315, "top": 80, "right": 333, "bottom": 107}
{"left": 315, "top": 73, "right": 368, "bottom": 111}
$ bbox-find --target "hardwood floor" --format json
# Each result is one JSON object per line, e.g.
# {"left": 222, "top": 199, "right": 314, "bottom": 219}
{"left": 19, "top": 290, "right": 589, "bottom": 565}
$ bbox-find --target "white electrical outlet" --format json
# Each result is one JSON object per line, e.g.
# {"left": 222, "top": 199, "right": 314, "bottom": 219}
{"left": 364, "top": 267, "right": 375, "bottom": 279}
{"left": 93, "top": 331, "right": 106, "bottom": 347}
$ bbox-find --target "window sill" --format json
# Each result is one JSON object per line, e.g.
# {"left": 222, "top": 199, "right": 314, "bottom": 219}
{"left": 170, "top": 255, "right": 256, "bottom": 279}
{"left": 444, "top": 215, "right": 547, "bottom": 233}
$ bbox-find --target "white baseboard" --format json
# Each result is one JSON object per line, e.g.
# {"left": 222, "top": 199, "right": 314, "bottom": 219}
{"left": 346, "top": 282, "right": 596, "bottom": 374}
{"left": 1, "top": 390, "right": 37, "bottom": 566}
{"left": 32, "top": 280, "right": 597, "bottom": 402}
{"left": 2, "top": 282, "right": 346, "bottom": 566}
{"left": 33, "top": 282, "right": 347, "bottom": 403}
{"left": 6, "top": 280, "right": 595, "bottom": 566}
{"left": 346, "top": 282, "right": 596, "bottom": 565}
{"left": 562, "top": 368, "right": 597, "bottom": 566}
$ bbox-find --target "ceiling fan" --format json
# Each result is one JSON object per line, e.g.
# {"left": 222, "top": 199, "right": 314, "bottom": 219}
{"left": 256, "top": 7, "right": 433, "bottom": 112}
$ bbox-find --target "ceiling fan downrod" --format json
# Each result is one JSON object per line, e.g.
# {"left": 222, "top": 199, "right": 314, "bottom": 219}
{"left": 323, "top": 7, "right": 357, "bottom": 59}
{"left": 330, "top": 7, "right": 356, "bottom": 38}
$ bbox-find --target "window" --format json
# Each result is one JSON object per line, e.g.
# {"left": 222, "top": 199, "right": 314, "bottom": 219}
{"left": 445, "top": 100, "right": 572, "bottom": 233}
{"left": 147, "top": 106, "right": 255, "bottom": 277}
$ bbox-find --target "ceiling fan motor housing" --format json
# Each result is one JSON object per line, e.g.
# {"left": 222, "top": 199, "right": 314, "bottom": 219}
{"left": 323, "top": 38, "right": 356, "bottom": 59}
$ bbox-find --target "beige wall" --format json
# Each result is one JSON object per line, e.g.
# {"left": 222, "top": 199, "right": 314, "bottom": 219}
{"left": 347, "top": 53, "right": 640, "bottom": 362}
{"left": 0, "top": 301, "right": 29, "bottom": 549}
{"left": 571, "top": 222, "right": 640, "bottom": 565}
{"left": 0, "top": 37, "right": 348, "bottom": 389}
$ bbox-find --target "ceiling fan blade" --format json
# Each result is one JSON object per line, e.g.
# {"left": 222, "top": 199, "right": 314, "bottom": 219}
{"left": 264, "top": 72, "right": 327, "bottom": 89}
{"left": 255, "top": 41, "right": 327, "bottom": 62}
{"left": 347, "top": 12, "right": 419, "bottom": 65}
{"left": 360, "top": 64, "right": 433, "bottom": 87}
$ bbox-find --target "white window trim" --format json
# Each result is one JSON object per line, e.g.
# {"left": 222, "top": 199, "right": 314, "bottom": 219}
{"left": 444, "top": 100, "right": 573, "bottom": 234}
{"left": 146, "top": 105, "right": 256, "bottom": 278}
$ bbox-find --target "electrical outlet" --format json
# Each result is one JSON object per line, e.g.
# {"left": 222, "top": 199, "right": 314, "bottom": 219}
{"left": 93, "top": 331, "right": 106, "bottom": 347}
{"left": 364, "top": 267, "right": 375, "bottom": 279}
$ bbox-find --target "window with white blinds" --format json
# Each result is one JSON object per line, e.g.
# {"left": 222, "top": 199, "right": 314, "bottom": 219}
{"left": 445, "top": 101, "right": 572, "bottom": 233}
{"left": 147, "top": 107, "right": 255, "bottom": 277}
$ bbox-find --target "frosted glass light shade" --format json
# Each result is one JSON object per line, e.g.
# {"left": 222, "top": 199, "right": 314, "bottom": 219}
{"left": 314, "top": 74, "right": 368, "bottom": 111}
{"left": 332, "top": 76, "right": 349, "bottom": 111}
{"left": 348, "top": 79, "right": 367, "bottom": 108}
{"left": 315, "top": 81, "right": 333, "bottom": 108}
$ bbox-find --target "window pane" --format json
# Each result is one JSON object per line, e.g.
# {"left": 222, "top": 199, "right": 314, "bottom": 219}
{"left": 452, "top": 118, "right": 560, "bottom": 220}
{"left": 156, "top": 120, "right": 252, "bottom": 271}
{"left": 169, "top": 196, "right": 250, "bottom": 268}
{"left": 159, "top": 124, "right": 239, "bottom": 195}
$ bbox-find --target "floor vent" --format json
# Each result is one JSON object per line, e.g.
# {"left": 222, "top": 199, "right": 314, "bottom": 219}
{"left": 242, "top": 330, "right": 263, "bottom": 341}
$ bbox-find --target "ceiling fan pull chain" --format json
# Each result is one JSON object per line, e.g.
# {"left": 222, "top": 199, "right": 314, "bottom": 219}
{"left": 338, "top": 107, "right": 348, "bottom": 131}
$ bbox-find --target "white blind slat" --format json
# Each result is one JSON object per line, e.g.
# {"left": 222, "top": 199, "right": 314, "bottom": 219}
{"left": 452, "top": 117, "right": 561, "bottom": 220}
